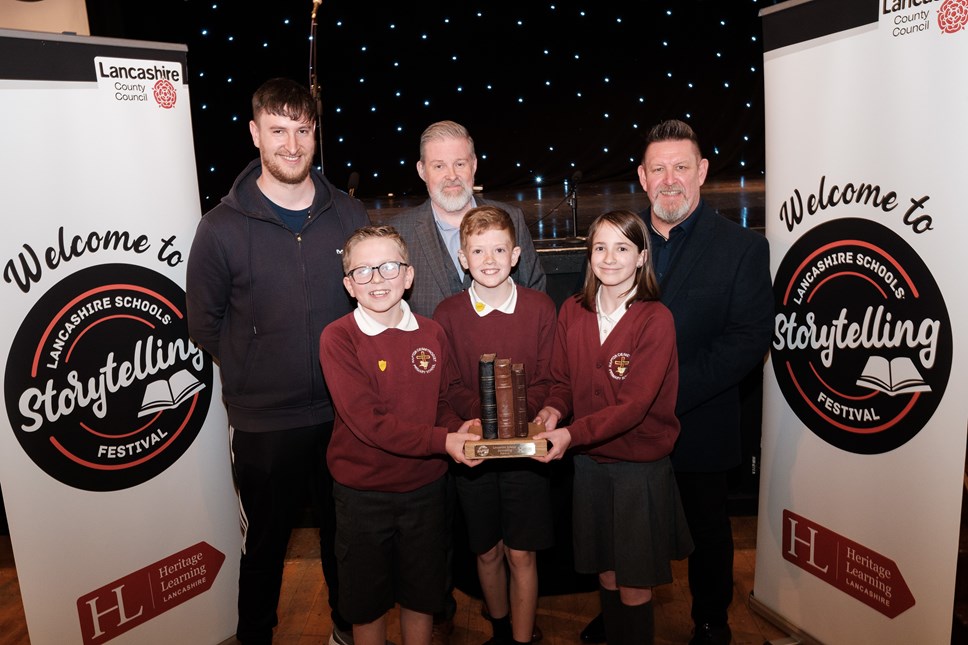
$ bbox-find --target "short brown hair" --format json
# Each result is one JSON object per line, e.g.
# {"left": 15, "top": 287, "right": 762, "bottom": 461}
{"left": 252, "top": 78, "right": 316, "bottom": 124}
{"left": 342, "top": 225, "right": 409, "bottom": 273}
{"left": 459, "top": 205, "right": 516, "bottom": 249}
{"left": 642, "top": 119, "right": 702, "bottom": 162}
{"left": 580, "top": 210, "right": 660, "bottom": 311}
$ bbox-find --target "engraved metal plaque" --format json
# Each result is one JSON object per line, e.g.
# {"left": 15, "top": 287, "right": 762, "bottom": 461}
{"left": 463, "top": 423, "right": 549, "bottom": 460}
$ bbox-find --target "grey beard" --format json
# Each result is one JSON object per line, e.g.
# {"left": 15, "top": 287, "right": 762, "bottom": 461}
{"left": 652, "top": 200, "right": 691, "bottom": 225}
{"left": 432, "top": 184, "right": 473, "bottom": 212}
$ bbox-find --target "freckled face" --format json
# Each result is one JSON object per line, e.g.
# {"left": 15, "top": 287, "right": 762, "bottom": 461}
{"left": 458, "top": 228, "right": 521, "bottom": 289}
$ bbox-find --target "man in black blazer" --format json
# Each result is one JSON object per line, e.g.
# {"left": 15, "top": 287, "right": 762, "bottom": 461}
{"left": 393, "top": 120, "right": 545, "bottom": 317}
{"left": 645, "top": 120, "right": 772, "bottom": 644}
{"left": 581, "top": 121, "right": 773, "bottom": 645}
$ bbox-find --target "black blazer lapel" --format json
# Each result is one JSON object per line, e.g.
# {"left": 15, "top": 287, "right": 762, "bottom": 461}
{"left": 660, "top": 203, "right": 718, "bottom": 306}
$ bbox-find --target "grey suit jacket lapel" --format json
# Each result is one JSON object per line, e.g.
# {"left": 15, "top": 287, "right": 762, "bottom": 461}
{"left": 413, "top": 200, "right": 461, "bottom": 297}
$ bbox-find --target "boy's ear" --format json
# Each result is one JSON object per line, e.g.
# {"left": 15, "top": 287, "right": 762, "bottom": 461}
{"left": 457, "top": 249, "right": 470, "bottom": 270}
{"left": 511, "top": 246, "right": 521, "bottom": 267}
{"left": 342, "top": 276, "right": 357, "bottom": 299}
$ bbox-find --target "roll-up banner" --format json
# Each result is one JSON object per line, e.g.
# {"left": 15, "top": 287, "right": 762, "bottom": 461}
{"left": 754, "top": 1, "right": 968, "bottom": 643}
{"left": 0, "top": 29, "right": 240, "bottom": 644}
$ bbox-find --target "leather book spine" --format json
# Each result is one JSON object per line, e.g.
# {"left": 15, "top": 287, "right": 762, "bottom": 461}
{"left": 479, "top": 353, "right": 498, "bottom": 440}
{"left": 494, "top": 358, "right": 514, "bottom": 439}
{"left": 511, "top": 363, "right": 529, "bottom": 438}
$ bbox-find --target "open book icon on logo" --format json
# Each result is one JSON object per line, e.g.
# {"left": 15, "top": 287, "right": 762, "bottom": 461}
{"left": 856, "top": 356, "right": 930, "bottom": 396}
{"left": 139, "top": 369, "right": 206, "bottom": 417}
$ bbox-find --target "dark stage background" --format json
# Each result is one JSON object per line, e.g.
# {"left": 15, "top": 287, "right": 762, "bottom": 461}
{"left": 84, "top": 0, "right": 774, "bottom": 210}
{"left": 2, "top": 1, "right": 778, "bottom": 581}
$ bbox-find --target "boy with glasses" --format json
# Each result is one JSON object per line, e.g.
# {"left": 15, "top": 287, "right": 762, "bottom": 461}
{"left": 320, "top": 225, "right": 483, "bottom": 645}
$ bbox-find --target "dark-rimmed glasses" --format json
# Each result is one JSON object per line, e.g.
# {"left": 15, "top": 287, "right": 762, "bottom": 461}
{"left": 345, "top": 261, "right": 409, "bottom": 285}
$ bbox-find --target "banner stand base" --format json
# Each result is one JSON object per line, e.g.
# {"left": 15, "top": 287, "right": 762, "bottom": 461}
{"left": 748, "top": 592, "right": 823, "bottom": 645}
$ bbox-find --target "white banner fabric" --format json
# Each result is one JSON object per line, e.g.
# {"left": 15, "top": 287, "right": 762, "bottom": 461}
{"left": 755, "top": 3, "right": 968, "bottom": 644}
{"left": 0, "top": 29, "right": 239, "bottom": 645}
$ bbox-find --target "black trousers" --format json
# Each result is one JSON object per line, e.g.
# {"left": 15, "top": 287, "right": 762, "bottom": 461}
{"left": 674, "top": 470, "right": 733, "bottom": 627}
{"left": 231, "top": 422, "right": 343, "bottom": 644}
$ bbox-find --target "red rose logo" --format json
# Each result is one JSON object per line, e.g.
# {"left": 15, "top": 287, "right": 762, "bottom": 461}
{"left": 153, "top": 79, "right": 177, "bottom": 109}
{"left": 938, "top": 0, "right": 968, "bottom": 34}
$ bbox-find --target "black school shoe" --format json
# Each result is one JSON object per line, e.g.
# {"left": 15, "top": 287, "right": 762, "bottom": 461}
{"left": 579, "top": 612, "right": 606, "bottom": 644}
{"left": 479, "top": 607, "right": 543, "bottom": 643}
{"left": 688, "top": 623, "right": 732, "bottom": 645}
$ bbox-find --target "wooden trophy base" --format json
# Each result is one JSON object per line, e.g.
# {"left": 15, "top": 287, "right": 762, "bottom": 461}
{"left": 463, "top": 422, "right": 549, "bottom": 459}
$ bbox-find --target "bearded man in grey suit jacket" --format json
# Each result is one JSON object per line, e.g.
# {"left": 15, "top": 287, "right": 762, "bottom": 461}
{"left": 393, "top": 120, "right": 546, "bottom": 317}
{"left": 391, "top": 121, "right": 546, "bottom": 645}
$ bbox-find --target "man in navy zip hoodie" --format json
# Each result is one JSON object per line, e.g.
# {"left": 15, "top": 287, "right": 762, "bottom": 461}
{"left": 186, "top": 78, "right": 370, "bottom": 645}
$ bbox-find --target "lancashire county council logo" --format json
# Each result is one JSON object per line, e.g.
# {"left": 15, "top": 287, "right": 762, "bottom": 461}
{"left": 4, "top": 263, "right": 213, "bottom": 491}
{"left": 771, "top": 218, "right": 951, "bottom": 454}
{"left": 153, "top": 79, "right": 177, "bottom": 109}
{"left": 938, "top": 0, "right": 968, "bottom": 34}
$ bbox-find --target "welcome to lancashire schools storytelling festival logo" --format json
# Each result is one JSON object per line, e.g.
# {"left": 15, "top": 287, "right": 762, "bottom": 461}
{"left": 771, "top": 218, "right": 952, "bottom": 454}
{"left": 4, "top": 263, "right": 212, "bottom": 491}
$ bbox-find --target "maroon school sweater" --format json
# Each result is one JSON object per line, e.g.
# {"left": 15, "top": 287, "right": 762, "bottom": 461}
{"left": 320, "top": 313, "right": 461, "bottom": 492}
{"left": 543, "top": 296, "right": 680, "bottom": 463}
{"left": 433, "top": 286, "right": 556, "bottom": 420}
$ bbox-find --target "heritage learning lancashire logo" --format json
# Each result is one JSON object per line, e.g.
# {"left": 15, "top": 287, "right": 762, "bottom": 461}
{"left": 3, "top": 264, "right": 212, "bottom": 491}
{"left": 771, "top": 219, "right": 952, "bottom": 454}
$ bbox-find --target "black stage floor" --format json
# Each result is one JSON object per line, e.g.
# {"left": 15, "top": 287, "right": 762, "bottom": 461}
{"left": 364, "top": 175, "right": 766, "bottom": 244}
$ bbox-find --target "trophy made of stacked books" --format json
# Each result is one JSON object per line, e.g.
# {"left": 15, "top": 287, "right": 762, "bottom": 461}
{"left": 463, "top": 354, "right": 549, "bottom": 459}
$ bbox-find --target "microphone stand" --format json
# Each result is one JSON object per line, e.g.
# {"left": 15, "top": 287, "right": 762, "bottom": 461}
{"left": 309, "top": 0, "right": 324, "bottom": 174}
{"left": 530, "top": 171, "right": 585, "bottom": 243}
{"left": 567, "top": 180, "right": 579, "bottom": 238}
{"left": 564, "top": 170, "right": 583, "bottom": 241}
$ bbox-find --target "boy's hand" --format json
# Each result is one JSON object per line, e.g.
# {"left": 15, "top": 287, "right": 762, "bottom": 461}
{"left": 533, "top": 406, "right": 561, "bottom": 431}
{"left": 446, "top": 419, "right": 483, "bottom": 467}
{"left": 533, "top": 427, "right": 571, "bottom": 463}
